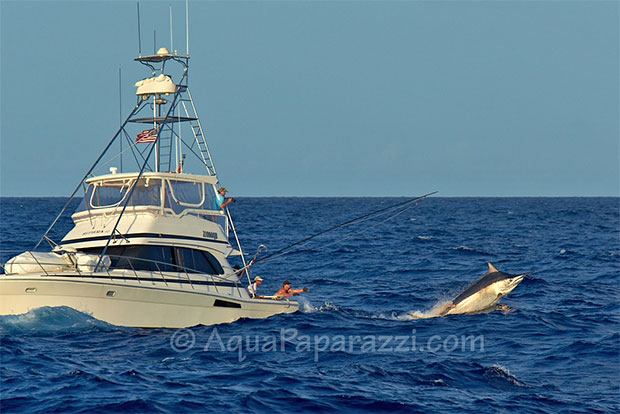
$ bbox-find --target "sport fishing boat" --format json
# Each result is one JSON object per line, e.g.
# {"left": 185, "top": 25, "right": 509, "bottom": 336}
{"left": 0, "top": 29, "right": 298, "bottom": 327}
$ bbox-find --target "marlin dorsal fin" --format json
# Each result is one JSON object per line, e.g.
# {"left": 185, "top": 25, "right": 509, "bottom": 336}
{"left": 488, "top": 263, "right": 499, "bottom": 273}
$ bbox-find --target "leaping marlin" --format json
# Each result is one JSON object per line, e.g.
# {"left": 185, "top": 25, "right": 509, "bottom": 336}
{"left": 439, "top": 263, "right": 527, "bottom": 316}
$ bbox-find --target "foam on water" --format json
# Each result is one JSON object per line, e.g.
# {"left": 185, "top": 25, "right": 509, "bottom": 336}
{"left": 416, "top": 235, "right": 434, "bottom": 240}
{"left": 402, "top": 300, "right": 453, "bottom": 320}
{"left": 0, "top": 306, "right": 118, "bottom": 335}
{"left": 297, "top": 297, "right": 339, "bottom": 314}
{"left": 483, "top": 364, "right": 528, "bottom": 388}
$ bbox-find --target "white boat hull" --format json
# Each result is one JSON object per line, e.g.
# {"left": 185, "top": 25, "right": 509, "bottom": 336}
{"left": 0, "top": 274, "right": 298, "bottom": 328}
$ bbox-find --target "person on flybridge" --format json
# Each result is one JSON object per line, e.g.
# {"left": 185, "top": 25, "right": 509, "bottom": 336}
{"left": 216, "top": 187, "right": 235, "bottom": 210}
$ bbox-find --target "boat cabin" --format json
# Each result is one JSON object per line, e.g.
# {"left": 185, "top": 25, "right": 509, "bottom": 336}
{"left": 60, "top": 171, "right": 238, "bottom": 276}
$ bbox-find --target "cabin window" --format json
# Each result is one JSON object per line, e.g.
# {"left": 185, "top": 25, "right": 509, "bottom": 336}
{"left": 90, "top": 181, "right": 131, "bottom": 208}
{"left": 175, "top": 247, "right": 224, "bottom": 274}
{"left": 127, "top": 179, "right": 162, "bottom": 207}
{"left": 108, "top": 245, "right": 176, "bottom": 272}
{"left": 168, "top": 180, "right": 204, "bottom": 206}
{"left": 75, "top": 179, "right": 163, "bottom": 213}
{"left": 164, "top": 180, "right": 218, "bottom": 214}
{"left": 79, "top": 245, "right": 223, "bottom": 275}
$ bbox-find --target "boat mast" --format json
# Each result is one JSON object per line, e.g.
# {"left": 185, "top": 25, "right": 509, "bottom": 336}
{"left": 154, "top": 93, "right": 160, "bottom": 172}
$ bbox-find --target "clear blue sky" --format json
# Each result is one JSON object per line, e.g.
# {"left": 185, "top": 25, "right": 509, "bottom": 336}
{"left": 1, "top": 0, "right": 618, "bottom": 197}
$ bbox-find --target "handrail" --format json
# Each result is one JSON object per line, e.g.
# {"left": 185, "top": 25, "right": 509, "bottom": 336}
{"left": 154, "top": 261, "right": 174, "bottom": 288}
{"left": 73, "top": 205, "right": 225, "bottom": 220}
{"left": 127, "top": 258, "right": 139, "bottom": 284}
{"left": 225, "top": 208, "right": 251, "bottom": 294}
{"left": 156, "top": 262, "right": 169, "bottom": 287}
{"left": 90, "top": 254, "right": 228, "bottom": 290}
{"left": 3, "top": 253, "right": 248, "bottom": 299}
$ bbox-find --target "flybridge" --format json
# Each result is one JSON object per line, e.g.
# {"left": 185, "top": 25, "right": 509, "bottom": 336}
{"left": 75, "top": 172, "right": 222, "bottom": 217}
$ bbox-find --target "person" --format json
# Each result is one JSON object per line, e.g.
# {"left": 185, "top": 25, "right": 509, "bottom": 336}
{"left": 275, "top": 280, "right": 308, "bottom": 299}
{"left": 247, "top": 276, "right": 263, "bottom": 298}
{"left": 215, "top": 187, "right": 235, "bottom": 210}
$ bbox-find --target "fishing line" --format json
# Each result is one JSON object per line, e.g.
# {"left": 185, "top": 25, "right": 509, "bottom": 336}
{"left": 260, "top": 202, "right": 417, "bottom": 264}
{"left": 262, "top": 202, "right": 415, "bottom": 262}
{"left": 255, "top": 191, "right": 437, "bottom": 264}
{"left": 313, "top": 203, "right": 415, "bottom": 253}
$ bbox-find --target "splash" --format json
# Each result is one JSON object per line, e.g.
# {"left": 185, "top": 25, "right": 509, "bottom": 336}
{"left": 483, "top": 364, "right": 528, "bottom": 388}
{"left": 397, "top": 302, "right": 513, "bottom": 320}
{"left": 449, "top": 246, "right": 490, "bottom": 256}
{"left": 296, "top": 297, "right": 339, "bottom": 314}
{"left": 400, "top": 300, "right": 454, "bottom": 320}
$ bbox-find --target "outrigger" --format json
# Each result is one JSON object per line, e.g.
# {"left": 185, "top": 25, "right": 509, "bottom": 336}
{"left": 0, "top": 18, "right": 298, "bottom": 328}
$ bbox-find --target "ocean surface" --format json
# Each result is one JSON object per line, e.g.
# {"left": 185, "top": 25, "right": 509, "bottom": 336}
{"left": 1, "top": 197, "right": 618, "bottom": 413}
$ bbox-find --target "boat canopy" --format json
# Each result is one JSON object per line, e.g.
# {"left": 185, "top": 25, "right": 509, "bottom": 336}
{"left": 75, "top": 172, "right": 222, "bottom": 215}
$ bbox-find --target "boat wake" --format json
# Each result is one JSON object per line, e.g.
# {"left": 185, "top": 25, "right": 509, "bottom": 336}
{"left": 0, "top": 306, "right": 119, "bottom": 334}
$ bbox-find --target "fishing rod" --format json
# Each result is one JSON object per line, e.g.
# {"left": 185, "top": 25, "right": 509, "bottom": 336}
{"left": 254, "top": 191, "right": 437, "bottom": 264}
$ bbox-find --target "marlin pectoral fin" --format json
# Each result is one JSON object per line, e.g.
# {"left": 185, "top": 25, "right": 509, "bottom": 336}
{"left": 438, "top": 302, "right": 455, "bottom": 316}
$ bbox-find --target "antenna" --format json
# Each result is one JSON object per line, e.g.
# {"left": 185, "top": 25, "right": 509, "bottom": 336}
{"left": 137, "top": 2, "right": 142, "bottom": 56}
{"left": 118, "top": 68, "right": 122, "bottom": 125}
{"left": 169, "top": 5, "right": 174, "bottom": 53}
{"left": 153, "top": 30, "right": 156, "bottom": 54}
{"left": 185, "top": 0, "right": 189, "bottom": 56}
{"left": 119, "top": 68, "right": 123, "bottom": 172}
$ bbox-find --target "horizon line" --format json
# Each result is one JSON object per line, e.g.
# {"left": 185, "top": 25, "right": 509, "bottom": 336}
{"left": 1, "top": 194, "right": 618, "bottom": 199}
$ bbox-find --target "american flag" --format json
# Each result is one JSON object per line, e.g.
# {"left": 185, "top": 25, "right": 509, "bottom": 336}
{"left": 136, "top": 128, "right": 158, "bottom": 144}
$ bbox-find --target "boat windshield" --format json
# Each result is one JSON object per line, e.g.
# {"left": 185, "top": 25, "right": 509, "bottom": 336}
{"left": 79, "top": 245, "right": 225, "bottom": 274}
{"left": 164, "top": 179, "right": 218, "bottom": 214}
{"left": 75, "top": 178, "right": 162, "bottom": 212}
{"left": 74, "top": 177, "right": 220, "bottom": 215}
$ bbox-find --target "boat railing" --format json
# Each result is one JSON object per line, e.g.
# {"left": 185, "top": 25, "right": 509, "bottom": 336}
{"left": 8, "top": 253, "right": 240, "bottom": 294}
{"left": 95, "top": 254, "right": 234, "bottom": 292}
{"left": 28, "top": 251, "right": 51, "bottom": 276}
{"left": 73, "top": 207, "right": 229, "bottom": 239}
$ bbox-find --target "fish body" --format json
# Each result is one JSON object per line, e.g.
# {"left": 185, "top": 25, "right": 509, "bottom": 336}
{"left": 441, "top": 263, "right": 525, "bottom": 316}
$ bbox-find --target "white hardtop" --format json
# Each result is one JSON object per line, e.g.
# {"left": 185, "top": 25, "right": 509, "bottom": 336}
{"left": 86, "top": 171, "right": 218, "bottom": 185}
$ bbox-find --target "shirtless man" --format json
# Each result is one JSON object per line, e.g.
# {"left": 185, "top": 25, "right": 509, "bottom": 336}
{"left": 275, "top": 280, "right": 308, "bottom": 299}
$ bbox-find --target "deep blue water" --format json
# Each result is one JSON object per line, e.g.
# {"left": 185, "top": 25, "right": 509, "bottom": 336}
{"left": 1, "top": 197, "right": 619, "bottom": 413}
